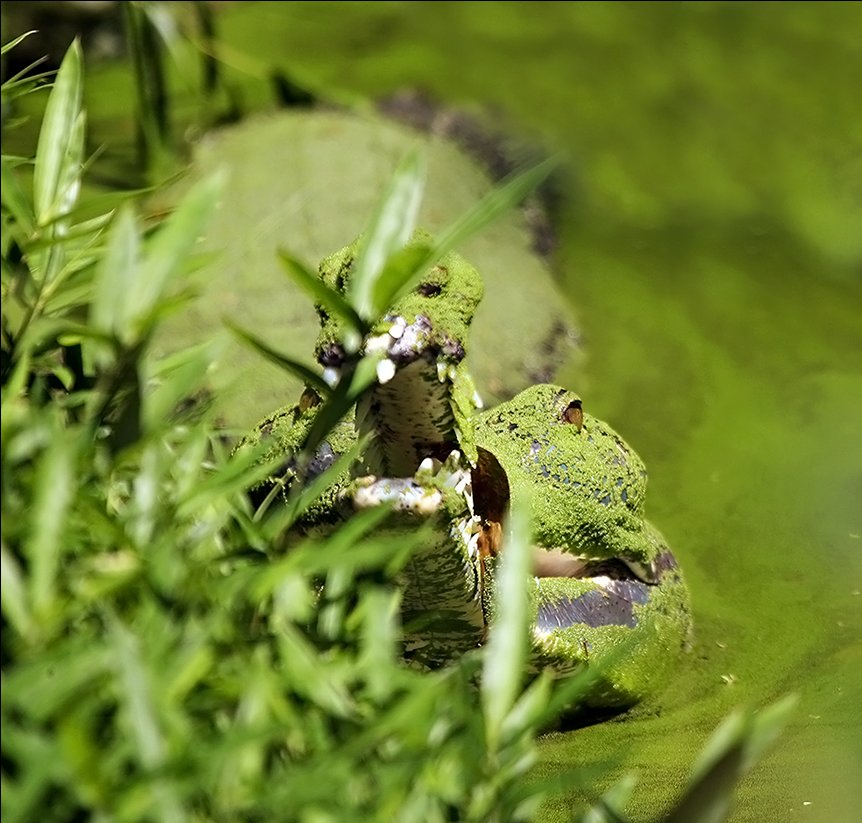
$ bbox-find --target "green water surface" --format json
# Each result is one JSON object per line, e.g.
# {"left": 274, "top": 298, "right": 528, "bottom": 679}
{"left": 210, "top": 4, "right": 862, "bottom": 820}
{"left": 16, "top": 2, "right": 860, "bottom": 820}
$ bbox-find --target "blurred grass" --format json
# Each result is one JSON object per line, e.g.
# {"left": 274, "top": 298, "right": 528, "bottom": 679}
{"left": 3, "top": 3, "right": 860, "bottom": 821}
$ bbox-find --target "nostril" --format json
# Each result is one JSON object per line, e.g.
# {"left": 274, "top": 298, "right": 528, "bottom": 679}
{"left": 318, "top": 341, "right": 346, "bottom": 367}
{"left": 417, "top": 282, "right": 443, "bottom": 297}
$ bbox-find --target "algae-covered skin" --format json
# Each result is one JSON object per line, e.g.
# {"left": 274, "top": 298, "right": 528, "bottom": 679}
{"left": 238, "top": 233, "right": 484, "bottom": 522}
{"left": 316, "top": 234, "right": 484, "bottom": 475}
{"left": 353, "top": 451, "right": 485, "bottom": 668}
{"left": 476, "top": 384, "right": 654, "bottom": 575}
{"left": 239, "top": 235, "right": 691, "bottom": 712}
{"left": 235, "top": 396, "right": 357, "bottom": 529}
{"left": 475, "top": 384, "right": 692, "bottom": 708}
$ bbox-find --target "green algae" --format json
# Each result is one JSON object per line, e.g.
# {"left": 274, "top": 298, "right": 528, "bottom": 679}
{"left": 476, "top": 383, "right": 692, "bottom": 708}
{"left": 475, "top": 385, "right": 656, "bottom": 565}
{"left": 211, "top": 5, "right": 860, "bottom": 819}
{"left": 315, "top": 232, "right": 484, "bottom": 365}
{"left": 63, "top": 2, "right": 862, "bottom": 818}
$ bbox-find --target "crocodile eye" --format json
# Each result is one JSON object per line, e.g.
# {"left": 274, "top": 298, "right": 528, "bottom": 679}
{"left": 417, "top": 282, "right": 442, "bottom": 297}
{"left": 562, "top": 399, "right": 583, "bottom": 431}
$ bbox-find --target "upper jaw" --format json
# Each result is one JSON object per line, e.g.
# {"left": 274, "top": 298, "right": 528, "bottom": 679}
{"left": 318, "top": 314, "right": 466, "bottom": 387}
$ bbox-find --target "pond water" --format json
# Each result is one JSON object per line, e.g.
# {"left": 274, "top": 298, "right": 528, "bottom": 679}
{"left": 221, "top": 5, "right": 861, "bottom": 820}
{"left": 26, "top": 2, "right": 858, "bottom": 819}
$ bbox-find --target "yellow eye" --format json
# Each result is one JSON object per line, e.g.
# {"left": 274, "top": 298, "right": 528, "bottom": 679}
{"left": 562, "top": 399, "right": 583, "bottom": 431}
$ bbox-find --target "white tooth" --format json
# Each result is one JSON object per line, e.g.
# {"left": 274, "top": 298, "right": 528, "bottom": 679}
{"left": 365, "top": 334, "right": 391, "bottom": 354}
{"left": 466, "top": 530, "right": 480, "bottom": 558}
{"left": 322, "top": 367, "right": 339, "bottom": 387}
{"left": 443, "top": 450, "right": 461, "bottom": 470}
{"left": 418, "top": 457, "right": 435, "bottom": 472}
{"left": 377, "top": 359, "right": 396, "bottom": 384}
{"left": 389, "top": 318, "right": 406, "bottom": 339}
{"left": 414, "top": 490, "right": 443, "bottom": 514}
{"left": 447, "top": 364, "right": 458, "bottom": 382}
{"left": 464, "top": 486, "right": 475, "bottom": 514}
{"left": 437, "top": 361, "right": 448, "bottom": 382}
{"left": 472, "top": 389, "right": 484, "bottom": 409}
{"left": 624, "top": 559, "right": 655, "bottom": 583}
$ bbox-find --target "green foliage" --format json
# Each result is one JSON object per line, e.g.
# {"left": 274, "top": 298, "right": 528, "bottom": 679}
{"left": 1, "top": 37, "right": 794, "bottom": 823}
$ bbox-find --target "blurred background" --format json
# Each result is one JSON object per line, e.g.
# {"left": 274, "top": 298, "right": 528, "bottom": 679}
{"left": 3, "top": 3, "right": 860, "bottom": 821}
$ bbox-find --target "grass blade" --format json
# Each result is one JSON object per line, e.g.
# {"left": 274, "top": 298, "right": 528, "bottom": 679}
{"left": 33, "top": 41, "right": 83, "bottom": 227}
{"left": 143, "top": 341, "right": 215, "bottom": 432}
{"left": 433, "top": 156, "right": 558, "bottom": 259}
{"left": 1, "top": 30, "right": 37, "bottom": 56}
{"left": 91, "top": 205, "right": 140, "bottom": 343}
{"left": 373, "top": 156, "right": 559, "bottom": 313}
{"left": 359, "top": 587, "right": 401, "bottom": 702}
{"left": 666, "top": 695, "right": 797, "bottom": 823}
{"left": 278, "top": 249, "right": 365, "bottom": 336}
{"left": 133, "top": 171, "right": 225, "bottom": 333}
{"left": 348, "top": 150, "right": 425, "bottom": 318}
{"left": 111, "top": 616, "right": 185, "bottom": 822}
{"left": 29, "top": 429, "right": 76, "bottom": 619}
{"left": 226, "top": 320, "right": 330, "bottom": 397}
{"left": 482, "top": 498, "right": 532, "bottom": 749}
{"left": 1, "top": 542, "right": 35, "bottom": 641}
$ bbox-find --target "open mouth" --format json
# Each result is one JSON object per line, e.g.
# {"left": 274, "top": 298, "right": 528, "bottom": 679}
{"left": 469, "top": 444, "right": 681, "bottom": 633}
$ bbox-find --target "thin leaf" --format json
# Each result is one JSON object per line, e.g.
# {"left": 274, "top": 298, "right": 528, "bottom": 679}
{"left": 278, "top": 249, "right": 365, "bottom": 336}
{"left": 110, "top": 617, "right": 185, "bottom": 822}
{"left": 294, "top": 351, "right": 381, "bottom": 479}
{"left": 0, "top": 58, "right": 50, "bottom": 91}
{"left": 499, "top": 671, "right": 553, "bottom": 744}
{"left": 482, "top": 498, "right": 532, "bottom": 749}
{"left": 113, "top": 636, "right": 155, "bottom": 734}
{"left": 29, "top": 429, "right": 76, "bottom": 618}
{"left": 370, "top": 241, "right": 434, "bottom": 317}
{"left": 254, "top": 511, "right": 406, "bottom": 596}
{"left": 666, "top": 696, "right": 797, "bottom": 823}
{"left": 1, "top": 30, "right": 38, "bottom": 56}
{"left": 377, "top": 157, "right": 559, "bottom": 313}
{"left": 132, "top": 171, "right": 225, "bottom": 333}
{"left": 275, "top": 439, "right": 365, "bottom": 532}
{"left": 143, "top": 341, "right": 215, "bottom": 432}
{"left": 348, "top": 150, "right": 426, "bottom": 318}
{"left": 359, "top": 587, "right": 401, "bottom": 702}
{"left": 91, "top": 206, "right": 140, "bottom": 342}
{"left": 33, "top": 41, "right": 83, "bottom": 226}
{"left": 268, "top": 504, "right": 398, "bottom": 574}
{"left": 277, "top": 624, "right": 353, "bottom": 716}
{"left": 53, "top": 110, "right": 86, "bottom": 221}
{"left": 0, "top": 155, "right": 35, "bottom": 234}
{"left": 582, "top": 775, "right": 638, "bottom": 823}
{"left": 434, "top": 156, "right": 558, "bottom": 259}
{"left": 1, "top": 542, "right": 35, "bottom": 641}
{"left": 25, "top": 209, "right": 114, "bottom": 251}
{"left": 226, "top": 320, "right": 330, "bottom": 397}
{"left": 740, "top": 694, "right": 798, "bottom": 772}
